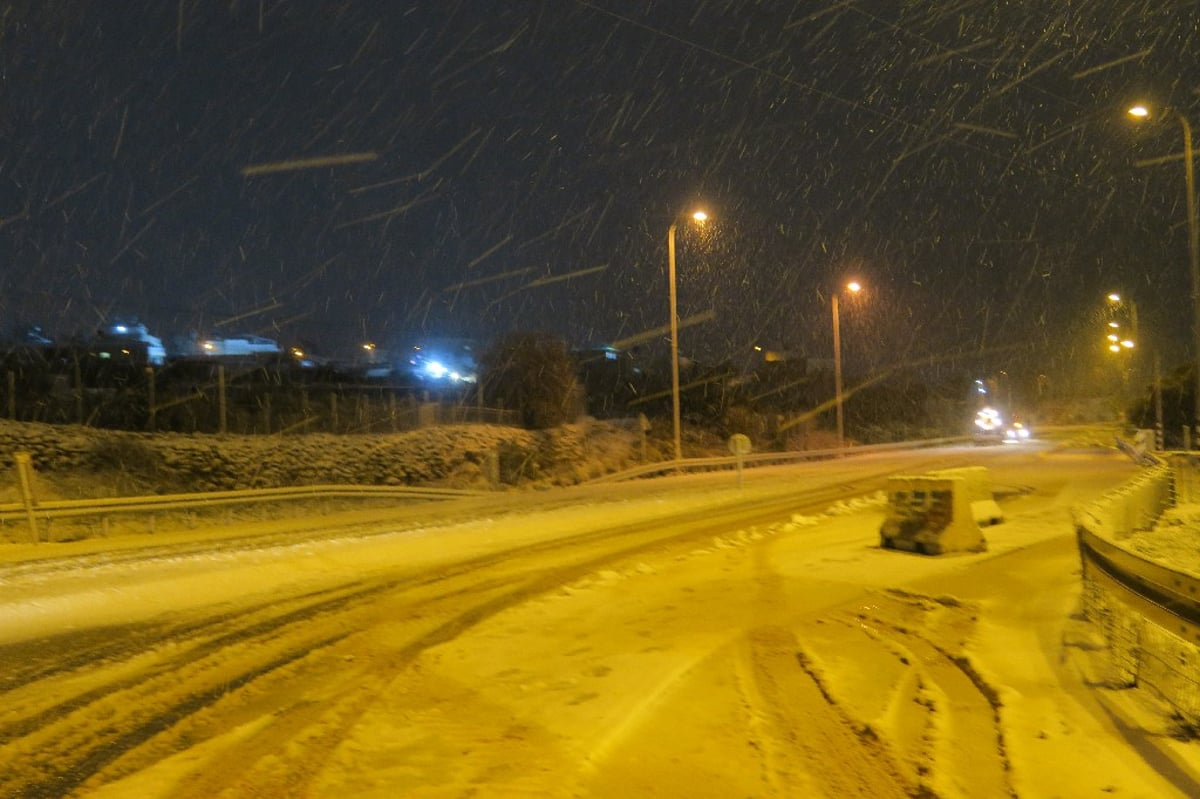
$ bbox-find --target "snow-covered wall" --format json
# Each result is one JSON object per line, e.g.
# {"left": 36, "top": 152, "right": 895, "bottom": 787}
{"left": 1071, "top": 464, "right": 1172, "bottom": 540}
{"left": 1075, "top": 464, "right": 1200, "bottom": 727}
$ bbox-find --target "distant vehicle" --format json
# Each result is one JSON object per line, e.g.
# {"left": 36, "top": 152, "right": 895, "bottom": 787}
{"left": 199, "top": 335, "right": 282, "bottom": 357}
{"left": 404, "top": 339, "right": 477, "bottom": 384}
{"left": 973, "top": 406, "right": 1032, "bottom": 444}
{"left": 973, "top": 406, "right": 1004, "bottom": 443}
{"left": 1004, "top": 419, "right": 1032, "bottom": 443}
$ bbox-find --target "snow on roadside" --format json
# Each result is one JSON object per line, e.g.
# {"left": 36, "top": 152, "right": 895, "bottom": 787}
{"left": 1125, "top": 503, "right": 1200, "bottom": 577}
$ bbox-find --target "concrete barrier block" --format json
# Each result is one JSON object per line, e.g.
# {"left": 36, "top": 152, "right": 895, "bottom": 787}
{"left": 879, "top": 468, "right": 998, "bottom": 555}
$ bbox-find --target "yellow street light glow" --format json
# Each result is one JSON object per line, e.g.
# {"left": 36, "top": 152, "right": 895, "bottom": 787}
{"left": 1128, "top": 105, "right": 1150, "bottom": 118}
{"left": 668, "top": 207, "right": 713, "bottom": 464}
{"left": 1122, "top": 340, "right": 1135, "bottom": 348}
{"left": 1107, "top": 292, "right": 1121, "bottom": 302}
{"left": 846, "top": 281, "right": 862, "bottom": 293}
{"left": 1109, "top": 344, "right": 1122, "bottom": 352}
{"left": 1108, "top": 321, "right": 1120, "bottom": 328}
{"left": 1107, "top": 334, "right": 1120, "bottom": 342}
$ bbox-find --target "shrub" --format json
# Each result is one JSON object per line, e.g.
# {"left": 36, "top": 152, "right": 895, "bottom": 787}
{"left": 480, "top": 331, "right": 581, "bottom": 429}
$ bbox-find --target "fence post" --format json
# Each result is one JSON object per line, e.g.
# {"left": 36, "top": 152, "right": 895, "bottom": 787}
{"left": 73, "top": 357, "right": 84, "bottom": 424}
{"left": 218, "top": 364, "right": 228, "bottom": 435}
{"left": 145, "top": 366, "right": 156, "bottom": 431}
{"left": 14, "top": 451, "right": 39, "bottom": 543}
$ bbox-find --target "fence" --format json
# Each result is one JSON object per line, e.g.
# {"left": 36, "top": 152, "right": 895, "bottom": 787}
{"left": 1073, "top": 456, "right": 1200, "bottom": 726}
{"left": 2, "top": 362, "right": 518, "bottom": 434}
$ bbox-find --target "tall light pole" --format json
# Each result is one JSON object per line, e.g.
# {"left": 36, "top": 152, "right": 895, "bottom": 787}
{"left": 832, "top": 281, "right": 862, "bottom": 449}
{"left": 1129, "top": 104, "right": 1200, "bottom": 444}
{"left": 667, "top": 210, "right": 708, "bottom": 463}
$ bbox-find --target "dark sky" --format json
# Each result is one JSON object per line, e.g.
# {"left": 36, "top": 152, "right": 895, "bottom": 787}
{"left": 1, "top": 1, "right": 1198, "bottom": 390}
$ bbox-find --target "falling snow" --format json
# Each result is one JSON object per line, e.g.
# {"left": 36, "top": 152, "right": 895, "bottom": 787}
{"left": 0, "top": 3, "right": 1195, "bottom": 397}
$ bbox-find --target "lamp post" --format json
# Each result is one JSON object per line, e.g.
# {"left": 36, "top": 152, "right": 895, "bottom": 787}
{"left": 1107, "top": 290, "right": 1164, "bottom": 448}
{"left": 667, "top": 210, "right": 708, "bottom": 464}
{"left": 1104, "top": 292, "right": 1138, "bottom": 417}
{"left": 832, "top": 281, "right": 862, "bottom": 449}
{"left": 1129, "top": 104, "right": 1200, "bottom": 444}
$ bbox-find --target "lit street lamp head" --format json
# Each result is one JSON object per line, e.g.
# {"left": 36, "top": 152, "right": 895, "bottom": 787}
{"left": 1128, "top": 104, "right": 1150, "bottom": 119}
{"left": 846, "top": 281, "right": 863, "bottom": 293}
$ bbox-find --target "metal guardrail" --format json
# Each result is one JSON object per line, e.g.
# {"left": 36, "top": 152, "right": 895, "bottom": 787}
{"left": 0, "top": 483, "right": 490, "bottom": 542}
{"left": 1078, "top": 526, "right": 1200, "bottom": 646}
{"left": 0, "top": 434, "right": 987, "bottom": 541}
{"left": 0, "top": 435, "right": 968, "bottom": 542}
{"left": 1075, "top": 458, "right": 1200, "bottom": 647}
{"left": 585, "top": 436, "right": 973, "bottom": 483}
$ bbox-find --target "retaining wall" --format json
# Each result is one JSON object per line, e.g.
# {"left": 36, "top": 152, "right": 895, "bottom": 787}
{"left": 1075, "top": 463, "right": 1200, "bottom": 727}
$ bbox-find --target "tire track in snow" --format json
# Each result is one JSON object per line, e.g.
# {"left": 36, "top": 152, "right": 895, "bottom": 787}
{"left": 737, "top": 624, "right": 915, "bottom": 798}
{"left": 0, "top": 459, "right": 970, "bottom": 797}
{"left": 812, "top": 591, "right": 1015, "bottom": 799}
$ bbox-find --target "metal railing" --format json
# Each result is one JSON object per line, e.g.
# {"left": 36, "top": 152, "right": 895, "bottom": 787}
{"left": 1073, "top": 457, "right": 1200, "bottom": 724}
{"left": 0, "top": 470, "right": 489, "bottom": 544}
{"left": 585, "top": 435, "right": 972, "bottom": 483}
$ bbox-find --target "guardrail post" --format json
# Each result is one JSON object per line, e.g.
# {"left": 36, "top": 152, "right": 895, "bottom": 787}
{"left": 14, "top": 451, "right": 39, "bottom": 543}
{"left": 485, "top": 450, "right": 500, "bottom": 487}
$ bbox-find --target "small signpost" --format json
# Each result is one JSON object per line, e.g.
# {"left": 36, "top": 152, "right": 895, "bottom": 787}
{"left": 727, "top": 433, "right": 752, "bottom": 488}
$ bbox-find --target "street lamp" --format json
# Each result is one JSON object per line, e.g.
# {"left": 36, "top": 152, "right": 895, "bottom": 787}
{"left": 1103, "top": 293, "right": 1138, "bottom": 417}
{"left": 1105, "top": 292, "right": 1139, "bottom": 350}
{"left": 832, "top": 281, "right": 863, "bottom": 449}
{"left": 1129, "top": 103, "right": 1200, "bottom": 443}
{"left": 667, "top": 210, "right": 709, "bottom": 463}
{"left": 1105, "top": 290, "right": 1164, "bottom": 446}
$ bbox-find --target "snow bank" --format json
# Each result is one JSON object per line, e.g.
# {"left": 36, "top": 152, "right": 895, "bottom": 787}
{"left": 0, "top": 418, "right": 649, "bottom": 498}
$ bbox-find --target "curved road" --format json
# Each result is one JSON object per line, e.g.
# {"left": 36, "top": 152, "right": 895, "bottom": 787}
{"left": 0, "top": 444, "right": 1192, "bottom": 797}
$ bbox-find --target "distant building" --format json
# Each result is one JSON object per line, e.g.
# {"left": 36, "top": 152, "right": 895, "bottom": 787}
{"left": 198, "top": 334, "right": 282, "bottom": 358}
{"left": 97, "top": 319, "right": 166, "bottom": 366}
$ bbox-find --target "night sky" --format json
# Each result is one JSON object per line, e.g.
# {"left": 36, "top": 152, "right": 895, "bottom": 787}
{"left": 2, "top": 1, "right": 1198, "bottom": 393}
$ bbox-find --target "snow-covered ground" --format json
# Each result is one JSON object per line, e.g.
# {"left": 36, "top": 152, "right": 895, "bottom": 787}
{"left": 1127, "top": 503, "right": 1200, "bottom": 577}
{"left": 1, "top": 444, "right": 1197, "bottom": 797}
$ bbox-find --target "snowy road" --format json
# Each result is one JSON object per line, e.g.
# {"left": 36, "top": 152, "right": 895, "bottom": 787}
{"left": 1, "top": 445, "right": 1197, "bottom": 797}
